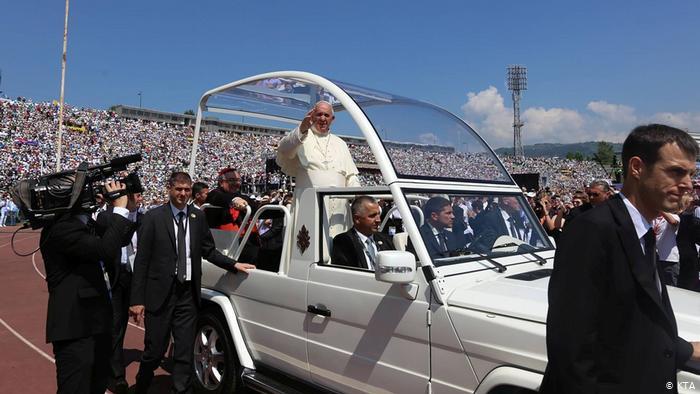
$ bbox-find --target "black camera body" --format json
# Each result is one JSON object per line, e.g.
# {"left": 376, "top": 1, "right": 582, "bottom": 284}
{"left": 11, "top": 154, "right": 143, "bottom": 229}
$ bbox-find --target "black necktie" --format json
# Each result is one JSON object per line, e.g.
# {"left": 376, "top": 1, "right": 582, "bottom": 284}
{"left": 643, "top": 228, "right": 661, "bottom": 295}
{"left": 177, "top": 211, "right": 187, "bottom": 283}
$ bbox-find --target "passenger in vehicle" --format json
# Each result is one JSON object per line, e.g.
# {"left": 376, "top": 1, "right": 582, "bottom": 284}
{"left": 416, "top": 196, "right": 465, "bottom": 259}
{"left": 470, "top": 196, "right": 533, "bottom": 252}
{"left": 331, "top": 196, "right": 395, "bottom": 269}
{"left": 205, "top": 167, "right": 259, "bottom": 262}
{"left": 204, "top": 167, "right": 254, "bottom": 230}
{"left": 276, "top": 101, "right": 360, "bottom": 235}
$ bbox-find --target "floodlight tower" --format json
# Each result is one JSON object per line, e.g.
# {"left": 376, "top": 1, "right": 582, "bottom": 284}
{"left": 507, "top": 65, "right": 527, "bottom": 159}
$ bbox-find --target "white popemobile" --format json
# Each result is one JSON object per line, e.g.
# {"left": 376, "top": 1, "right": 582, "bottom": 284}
{"left": 186, "top": 71, "right": 700, "bottom": 393}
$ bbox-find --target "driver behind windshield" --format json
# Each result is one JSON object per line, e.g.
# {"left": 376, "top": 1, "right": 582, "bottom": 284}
{"left": 419, "top": 196, "right": 466, "bottom": 259}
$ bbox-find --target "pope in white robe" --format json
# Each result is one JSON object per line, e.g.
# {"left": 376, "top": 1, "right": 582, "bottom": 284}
{"left": 277, "top": 101, "right": 360, "bottom": 236}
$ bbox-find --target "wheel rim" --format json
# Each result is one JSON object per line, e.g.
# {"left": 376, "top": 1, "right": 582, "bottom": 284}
{"left": 194, "top": 324, "right": 226, "bottom": 390}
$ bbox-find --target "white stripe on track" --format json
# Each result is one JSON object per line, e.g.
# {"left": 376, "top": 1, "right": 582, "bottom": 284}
{"left": 32, "top": 252, "right": 45, "bottom": 280}
{"left": 0, "top": 316, "right": 55, "bottom": 363}
{"left": 0, "top": 233, "right": 39, "bottom": 249}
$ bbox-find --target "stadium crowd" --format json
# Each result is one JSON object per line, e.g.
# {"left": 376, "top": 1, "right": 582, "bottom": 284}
{"left": 1, "top": 98, "right": 608, "bottom": 211}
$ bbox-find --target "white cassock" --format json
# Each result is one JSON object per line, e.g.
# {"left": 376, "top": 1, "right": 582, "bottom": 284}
{"left": 277, "top": 126, "right": 360, "bottom": 236}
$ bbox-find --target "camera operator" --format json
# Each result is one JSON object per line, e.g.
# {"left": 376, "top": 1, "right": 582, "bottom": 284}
{"left": 40, "top": 181, "right": 135, "bottom": 394}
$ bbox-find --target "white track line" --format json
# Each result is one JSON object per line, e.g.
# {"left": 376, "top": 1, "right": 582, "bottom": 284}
{"left": 0, "top": 316, "right": 55, "bottom": 363}
{"left": 32, "top": 253, "right": 144, "bottom": 332}
{"left": 32, "top": 252, "right": 45, "bottom": 280}
{"left": 0, "top": 233, "right": 40, "bottom": 249}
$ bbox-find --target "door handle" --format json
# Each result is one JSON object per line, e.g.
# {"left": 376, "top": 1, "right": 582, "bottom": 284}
{"left": 307, "top": 303, "right": 332, "bottom": 317}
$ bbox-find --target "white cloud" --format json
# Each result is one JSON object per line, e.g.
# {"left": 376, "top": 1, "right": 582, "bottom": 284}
{"left": 650, "top": 112, "right": 700, "bottom": 131}
{"left": 461, "top": 86, "right": 513, "bottom": 143}
{"left": 418, "top": 132, "right": 439, "bottom": 145}
{"left": 586, "top": 101, "right": 636, "bottom": 124}
{"left": 461, "top": 86, "right": 700, "bottom": 148}
{"left": 523, "top": 107, "right": 586, "bottom": 138}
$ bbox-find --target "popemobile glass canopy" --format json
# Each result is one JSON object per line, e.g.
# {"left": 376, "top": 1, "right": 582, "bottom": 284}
{"left": 189, "top": 71, "right": 513, "bottom": 186}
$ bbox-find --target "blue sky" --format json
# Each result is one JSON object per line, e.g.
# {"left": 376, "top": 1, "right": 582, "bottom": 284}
{"left": 2, "top": 0, "right": 699, "bottom": 147}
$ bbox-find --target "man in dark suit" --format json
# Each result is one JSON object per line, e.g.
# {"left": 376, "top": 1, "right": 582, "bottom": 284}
{"left": 469, "top": 196, "right": 532, "bottom": 253}
{"left": 541, "top": 124, "right": 700, "bottom": 394}
{"left": 40, "top": 180, "right": 135, "bottom": 394}
{"left": 204, "top": 167, "right": 253, "bottom": 230}
{"left": 101, "top": 192, "right": 143, "bottom": 394}
{"left": 129, "top": 172, "right": 255, "bottom": 394}
{"left": 418, "top": 196, "right": 465, "bottom": 259}
{"left": 564, "top": 179, "right": 613, "bottom": 226}
{"left": 332, "top": 195, "right": 395, "bottom": 269}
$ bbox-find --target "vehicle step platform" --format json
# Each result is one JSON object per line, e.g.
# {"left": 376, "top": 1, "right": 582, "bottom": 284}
{"left": 241, "top": 369, "right": 306, "bottom": 394}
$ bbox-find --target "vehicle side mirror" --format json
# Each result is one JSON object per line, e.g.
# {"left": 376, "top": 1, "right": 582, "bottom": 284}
{"left": 375, "top": 251, "right": 416, "bottom": 284}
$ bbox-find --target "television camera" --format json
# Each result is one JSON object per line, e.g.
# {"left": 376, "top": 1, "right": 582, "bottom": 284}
{"left": 11, "top": 154, "right": 143, "bottom": 229}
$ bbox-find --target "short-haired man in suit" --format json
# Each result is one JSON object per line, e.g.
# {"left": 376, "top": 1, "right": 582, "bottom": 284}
{"left": 129, "top": 172, "right": 255, "bottom": 394}
{"left": 564, "top": 179, "right": 613, "bottom": 225}
{"left": 419, "top": 196, "right": 465, "bottom": 259}
{"left": 332, "top": 196, "right": 394, "bottom": 269}
{"left": 191, "top": 181, "right": 209, "bottom": 210}
{"left": 541, "top": 124, "right": 700, "bottom": 394}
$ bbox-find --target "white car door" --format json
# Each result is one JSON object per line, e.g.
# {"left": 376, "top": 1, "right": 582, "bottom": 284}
{"left": 306, "top": 261, "right": 431, "bottom": 393}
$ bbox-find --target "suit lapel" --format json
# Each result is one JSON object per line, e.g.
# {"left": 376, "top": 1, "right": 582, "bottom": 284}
{"left": 609, "top": 196, "right": 671, "bottom": 323}
{"left": 375, "top": 233, "right": 390, "bottom": 251}
{"left": 349, "top": 230, "right": 367, "bottom": 266}
{"left": 420, "top": 225, "right": 440, "bottom": 255}
{"left": 188, "top": 206, "right": 199, "bottom": 257}
{"left": 163, "top": 204, "right": 177, "bottom": 253}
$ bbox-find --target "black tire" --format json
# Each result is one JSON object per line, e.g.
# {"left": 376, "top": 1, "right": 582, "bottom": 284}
{"left": 193, "top": 308, "right": 241, "bottom": 394}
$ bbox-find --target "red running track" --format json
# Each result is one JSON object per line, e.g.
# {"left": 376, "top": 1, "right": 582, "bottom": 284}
{"left": 0, "top": 227, "right": 173, "bottom": 393}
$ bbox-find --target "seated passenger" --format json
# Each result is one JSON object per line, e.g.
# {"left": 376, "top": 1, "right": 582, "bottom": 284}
{"left": 470, "top": 196, "right": 534, "bottom": 252}
{"left": 419, "top": 196, "right": 465, "bottom": 259}
{"left": 332, "top": 196, "right": 395, "bottom": 269}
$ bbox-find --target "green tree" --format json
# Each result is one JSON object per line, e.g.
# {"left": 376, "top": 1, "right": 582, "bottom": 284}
{"left": 184, "top": 109, "right": 195, "bottom": 115}
{"left": 593, "top": 141, "right": 615, "bottom": 167}
{"left": 566, "top": 151, "right": 585, "bottom": 161}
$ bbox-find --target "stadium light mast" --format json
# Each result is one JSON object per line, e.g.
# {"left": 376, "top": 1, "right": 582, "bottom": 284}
{"left": 55, "top": 0, "right": 70, "bottom": 171}
{"left": 507, "top": 65, "right": 527, "bottom": 160}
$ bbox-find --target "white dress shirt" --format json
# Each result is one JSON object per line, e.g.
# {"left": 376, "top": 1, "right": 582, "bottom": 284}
{"left": 170, "top": 203, "right": 191, "bottom": 281}
{"left": 354, "top": 229, "right": 377, "bottom": 270}
{"left": 120, "top": 210, "right": 139, "bottom": 271}
{"left": 620, "top": 193, "right": 661, "bottom": 293}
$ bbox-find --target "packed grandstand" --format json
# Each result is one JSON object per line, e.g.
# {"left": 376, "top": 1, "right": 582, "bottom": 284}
{"left": 0, "top": 98, "right": 609, "bottom": 206}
